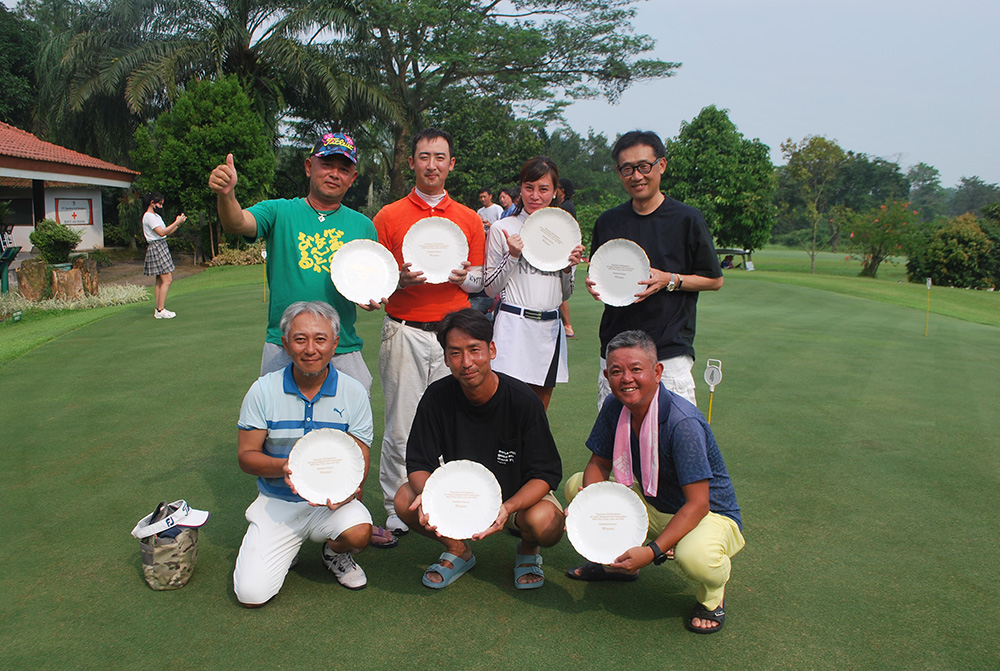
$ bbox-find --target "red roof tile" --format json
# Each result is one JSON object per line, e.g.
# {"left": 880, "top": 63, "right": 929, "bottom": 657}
{"left": 0, "top": 121, "right": 138, "bottom": 177}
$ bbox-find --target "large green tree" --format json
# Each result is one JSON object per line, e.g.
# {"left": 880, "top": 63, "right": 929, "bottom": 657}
{"left": 426, "top": 89, "right": 545, "bottom": 208}
{"left": 545, "top": 127, "right": 620, "bottom": 206}
{"left": 779, "top": 136, "right": 847, "bottom": 272}
{"left": 49, "top": 0, "right": 391, "bottom": 140}
{"left": 332, "top": 0, "right": 678, "bottom": 198}
{"left": 662, "top": 105, "right": 776, "bottom": 253}
{"left": 132, "top": 75, "right": 274, "bottom": 258}
{"left": 907, "top": 162, "right": 947, "bottom": 223}
{"left": 0, "top": 7, "right": 39, "bottom": 130}
{"left": 948, "top": 176, "right": 1000, "bottom": 217}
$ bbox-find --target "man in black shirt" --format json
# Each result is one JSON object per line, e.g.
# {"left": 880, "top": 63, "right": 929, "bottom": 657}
{"left": 394, "top": 309, "right": 564, "bottom": 590}
{"left": 587, "top": 130, "right": 723, "bottom": 409}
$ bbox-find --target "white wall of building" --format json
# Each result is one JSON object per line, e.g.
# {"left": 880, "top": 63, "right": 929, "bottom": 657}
{"left": 6, "top": 185, "right": 105, "bottom": 252}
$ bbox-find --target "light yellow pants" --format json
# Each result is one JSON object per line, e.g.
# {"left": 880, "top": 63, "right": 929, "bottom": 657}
{"left": 565, "top": 472, "right": 745, "bottom": 610}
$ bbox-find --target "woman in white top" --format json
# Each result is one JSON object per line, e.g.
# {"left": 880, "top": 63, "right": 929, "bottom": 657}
{"left": 484, "top": 156, "right": 584, "bottom": 410}
{"left": 142, "top": 192, "right": 186, "bottom": 319}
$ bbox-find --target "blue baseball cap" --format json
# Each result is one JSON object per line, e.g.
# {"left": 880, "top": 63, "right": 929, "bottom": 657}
{"left": 311, "top": 132, "right": 358, "bottom": 164}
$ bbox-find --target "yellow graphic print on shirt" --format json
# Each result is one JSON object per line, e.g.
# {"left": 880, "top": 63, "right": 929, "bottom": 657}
{"left": 298, "top": 228, "right": 346, "bottom": 273}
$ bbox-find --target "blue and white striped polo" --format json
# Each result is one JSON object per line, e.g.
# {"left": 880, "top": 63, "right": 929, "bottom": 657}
{"left": 238, "top": 363, "right": 373, "bottom": 502}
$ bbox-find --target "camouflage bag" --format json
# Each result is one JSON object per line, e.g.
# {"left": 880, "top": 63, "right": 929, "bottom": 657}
{"left": 131, "top": 500, "right": 210, "bottom": 591}
{"left": 139, "top": 528, "right": 199, "bottom": 590}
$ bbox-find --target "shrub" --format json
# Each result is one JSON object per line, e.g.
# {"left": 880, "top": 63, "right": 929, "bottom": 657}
{"left": 208, "top": 239, "right": 266, "bottom": 266}
{"left": 29, "top": 219, "right": 83, "bottom": 264}
{"left": 906, "top": 214, "right": 997, "bottom": 289}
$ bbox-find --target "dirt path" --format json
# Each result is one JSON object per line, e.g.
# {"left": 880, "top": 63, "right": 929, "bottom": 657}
{"left": 99, "top": 254, "right": 206, "bottom": 287}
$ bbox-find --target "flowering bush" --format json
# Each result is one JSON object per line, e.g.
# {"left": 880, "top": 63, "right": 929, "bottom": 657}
{"left": 845, "top": 201, "right": 918, "bottom": 278}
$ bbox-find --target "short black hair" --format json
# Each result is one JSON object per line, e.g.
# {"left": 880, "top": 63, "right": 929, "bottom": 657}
{"left": 412, "top": 128, "right": 454, "bottom": 157}
{"left": 478, "top": 187, "right": 492, "bottom": 196}
{"left": 437, "top": 308, "right": 494, "bottom": 350}
{"left": 559, "top": 178, "right": 575, "bottom": 199}
{"left": 606, "top": 329, "right": 658, "bottom": 363}
{"left": 612, "top": 131, "right": 666, "bottom": 164}
{"left": 500, "top": 187, "right": 517, "bottom": 199}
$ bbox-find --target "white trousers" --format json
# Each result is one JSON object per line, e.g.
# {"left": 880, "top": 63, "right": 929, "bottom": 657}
{"left": 377, "top": 317, "right": 449, "bottom": 515}
{"left": 233, "top": 493, "right": 372, "bottom": 606}
{"left": 598, "top": 353, "right": 696, "bottom": 410}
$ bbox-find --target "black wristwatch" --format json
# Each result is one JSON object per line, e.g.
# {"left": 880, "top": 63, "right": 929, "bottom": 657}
{"left": 647, "top": 540, "right": 668, "bottom": 565}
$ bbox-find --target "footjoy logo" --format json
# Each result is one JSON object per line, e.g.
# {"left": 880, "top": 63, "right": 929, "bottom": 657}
{"left": 497, "top": 450, "right": 516, "bottom": 465}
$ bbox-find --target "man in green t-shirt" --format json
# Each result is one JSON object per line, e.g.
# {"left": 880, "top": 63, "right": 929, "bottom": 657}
{"left": 209, "top": 133, "right": 378, "bottom": 390}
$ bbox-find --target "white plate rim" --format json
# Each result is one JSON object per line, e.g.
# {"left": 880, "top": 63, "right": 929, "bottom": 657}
{"left": 329, "top": 239, "right": 398, "bottom": 305}
{"left": 566, "top": 481, "right": 649, "bottom": 564}
{"left": 589, "top": 238, "right": 651, "bottom": 307}
{"left": 519, "top": 207, "right": 582, "bottom": 272}
{"left": 287, "top": 429, "right": 365, "bottom": 505}
{"left": 401, "top": 217, "right": 469, "bottom": 284}
{"left": 421, "top": 460, "right": 503, "bottom": 539}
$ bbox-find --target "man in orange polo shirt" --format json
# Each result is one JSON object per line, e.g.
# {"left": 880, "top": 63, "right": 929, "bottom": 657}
{"left": 373, "top": 128, "right": 486, "bottom": 536}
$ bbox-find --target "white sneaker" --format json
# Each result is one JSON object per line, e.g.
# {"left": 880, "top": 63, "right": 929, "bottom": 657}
{"left": 385, "top": 513, "right": 409, "bottom": 536}
{"left": 321, "top": 545, "right": 367, "bottom": 590}
{"left": 154, "top": 309, "right": 176, "bottom": 319}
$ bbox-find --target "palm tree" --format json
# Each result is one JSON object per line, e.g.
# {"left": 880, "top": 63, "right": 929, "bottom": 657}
{"left": 52, "top": 0, "right": 394, "bottom": 138}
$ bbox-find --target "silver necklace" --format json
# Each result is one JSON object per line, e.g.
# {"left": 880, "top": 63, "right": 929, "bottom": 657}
{"left": 305, "top": 197, "right": 336, "bottom": 222}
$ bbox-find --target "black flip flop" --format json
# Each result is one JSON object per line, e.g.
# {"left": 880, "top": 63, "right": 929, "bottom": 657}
{"left": 685, "top": 602, "right": 725, "bottom": 634}
{"left": 566, "top": 561, "right": 639, "bottom": 582}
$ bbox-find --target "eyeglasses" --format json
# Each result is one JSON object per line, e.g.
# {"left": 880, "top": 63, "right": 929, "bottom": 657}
{"left": 617, "top": 160, "right": 660, "bottom": 177}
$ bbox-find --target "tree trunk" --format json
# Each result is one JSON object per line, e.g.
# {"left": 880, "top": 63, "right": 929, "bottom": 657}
{"left": 72, "top": 257, "right": 99, "bottom": 295}
{"left": 388, "top": 122, "right": 413, "bottom": 200}
{"left": 15, "top": 258, "right": 47, "bottom": 300}
{"left": 51, "top": 268, "right": 84, "bottom": 300}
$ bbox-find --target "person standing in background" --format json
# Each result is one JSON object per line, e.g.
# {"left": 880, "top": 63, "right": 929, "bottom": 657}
{"left": 142, "top": 192, "right": 186, "bottom": 319}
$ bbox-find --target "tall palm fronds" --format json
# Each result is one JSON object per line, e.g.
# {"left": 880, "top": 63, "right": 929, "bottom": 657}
{"left": 53, "top": 0, "right": 395, "bottom": 136}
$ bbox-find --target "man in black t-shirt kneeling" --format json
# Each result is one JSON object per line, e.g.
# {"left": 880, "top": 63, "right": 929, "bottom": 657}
{"left": 394, "top": 308, "right": 564, "bottom": 590}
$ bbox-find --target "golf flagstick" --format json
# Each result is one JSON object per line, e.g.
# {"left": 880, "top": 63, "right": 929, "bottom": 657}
{"left": 925, "top": 277, "right": 931, "bottom": 337}
{"left": 704, "top": 359, "right": 723, "bottom": 424}
{"left": 262, "top": 249, "right": 268, "bottom": 303}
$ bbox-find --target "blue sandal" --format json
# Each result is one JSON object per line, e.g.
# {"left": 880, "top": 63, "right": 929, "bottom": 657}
{"left": 514, "top": 551, "right": 545, "bottom": 590}
{"left": 422, "top": 552, "right": 476, "bottom": 589}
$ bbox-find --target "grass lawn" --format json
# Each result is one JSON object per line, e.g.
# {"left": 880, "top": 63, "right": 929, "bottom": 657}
{"left": 1, "top": 257, "right": 998, "bottom": 669}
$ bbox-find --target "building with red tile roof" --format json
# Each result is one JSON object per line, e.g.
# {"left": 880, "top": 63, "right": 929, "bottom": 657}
{"left": 0, "top": 121, "right": 139, "bottom": 255}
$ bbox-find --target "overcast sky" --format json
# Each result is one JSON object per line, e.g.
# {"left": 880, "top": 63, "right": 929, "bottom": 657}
{"left": 7, "top": 0, "right": 996, "bottom": 187}
{"left": 561, "top": 0, "right": 1000, "bottom": 188}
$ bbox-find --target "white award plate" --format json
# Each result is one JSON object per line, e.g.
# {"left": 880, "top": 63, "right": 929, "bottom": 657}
{"left": 402, "top": 217, "right": 468, "bottom": 284}
{"left": 421, "top": 460, "right": 503, "bottom": 540}
{"left": 287, "top": 429, "right": 365, "bottom": 506}
{"left": 566, "top": 481, "right": 649, "bottom": 565}
{"left": 520, "top": 207, "right": 582, "bottom": 272}
{"left": 330, "top": 239, "right": 398, "bottom": 305}
{"left": 589, "top": 239, "right": 651, "bottom": 307}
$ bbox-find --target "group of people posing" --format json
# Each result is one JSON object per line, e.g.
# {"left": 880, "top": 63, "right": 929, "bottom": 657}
{"left": 206, "top": 127, "right": 744, "bottom": 634}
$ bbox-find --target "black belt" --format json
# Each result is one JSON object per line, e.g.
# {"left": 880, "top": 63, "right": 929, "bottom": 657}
{"left": 389, "top": 315, "right": 440, "bottom": 332}
{"left": 499, "top": 304, "right": 559, "bottom": 321}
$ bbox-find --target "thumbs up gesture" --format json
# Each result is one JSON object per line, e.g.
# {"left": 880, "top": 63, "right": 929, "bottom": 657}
{"left": 209, "top": 153, "right": 238, "bottom": 195}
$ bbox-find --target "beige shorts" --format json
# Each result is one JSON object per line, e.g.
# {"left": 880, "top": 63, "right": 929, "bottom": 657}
{"left": 505, "top": 491, "right": 562, "bottom": 531}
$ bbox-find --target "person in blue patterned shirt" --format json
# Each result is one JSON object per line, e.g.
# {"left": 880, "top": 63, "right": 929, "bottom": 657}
{"left": 232, "top": 301, "right": 375, "bottom": 606}
{"left": 565, "top": 329, "right": 745, "bottom": 634}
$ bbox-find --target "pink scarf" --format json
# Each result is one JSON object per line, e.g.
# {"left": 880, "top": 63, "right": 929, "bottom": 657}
{"left": 612, "top": 386, "right": 660, "bottom": 497}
